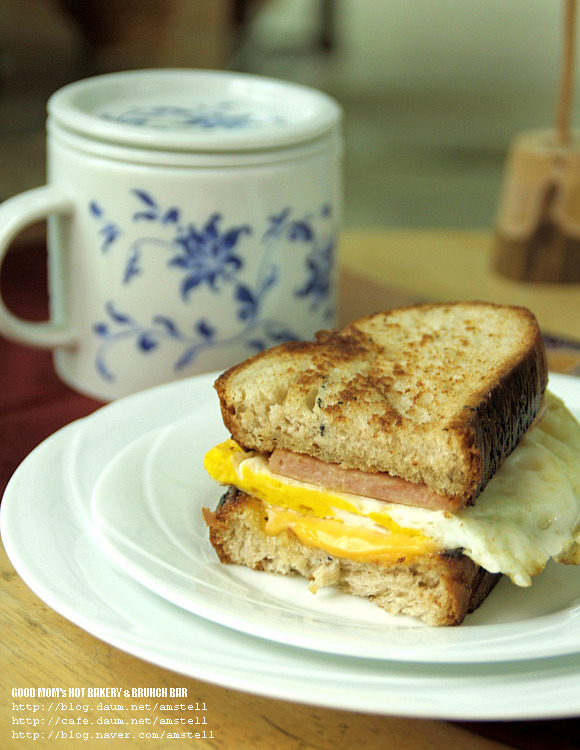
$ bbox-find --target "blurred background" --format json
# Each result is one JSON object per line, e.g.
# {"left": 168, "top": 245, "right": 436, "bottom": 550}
{"left": 0, "top": 0, "right": 577, "bottom": 229}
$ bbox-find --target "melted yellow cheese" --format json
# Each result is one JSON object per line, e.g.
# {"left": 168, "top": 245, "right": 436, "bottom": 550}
{"left": 204, "top": 391, "right": 580, "bottom": 585}
{"left": 262, "top": 505, "right": 438, "bottom": 563}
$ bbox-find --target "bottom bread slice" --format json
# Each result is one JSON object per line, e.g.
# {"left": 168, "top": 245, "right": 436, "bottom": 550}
{"left": 202, "top": 488, "right": 501, "bottom": 626}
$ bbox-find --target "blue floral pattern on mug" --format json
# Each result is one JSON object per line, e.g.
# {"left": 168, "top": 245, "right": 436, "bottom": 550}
{"left": 88, "top": 201, "right": 121, "bottom": 252}
{"left": 169, "top": 214, "right": 250, "bottom": 298}
{"left": 90, "top": 190, "right": 335, "bottom": 382}
{"left": 100, "top": 103, "right": 284, "bottom": 130}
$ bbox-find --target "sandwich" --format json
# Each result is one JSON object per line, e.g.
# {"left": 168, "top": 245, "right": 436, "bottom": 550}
{"left": 202, "top": 301, "right": 580, "bottom": 625}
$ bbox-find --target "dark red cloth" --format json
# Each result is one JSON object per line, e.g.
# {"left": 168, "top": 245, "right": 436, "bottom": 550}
{"left": 0, "top": 239, "right": 578, "bottom": 747}
{"left": 0, "top": 238, "right": 103, "bottom": 497}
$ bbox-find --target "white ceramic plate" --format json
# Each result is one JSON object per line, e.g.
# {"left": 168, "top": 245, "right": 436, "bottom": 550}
{"left": 90, "top": 374, "right": 580, "bottom": 663}
{"left": 2, "top": 372, "right": 580, "bottom": 720}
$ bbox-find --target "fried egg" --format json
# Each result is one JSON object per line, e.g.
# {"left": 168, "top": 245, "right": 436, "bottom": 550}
{"left": 204, "top": 391, "right": 580, "bottom": 586}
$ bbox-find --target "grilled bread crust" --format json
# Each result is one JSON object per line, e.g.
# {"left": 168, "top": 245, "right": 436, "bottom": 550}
{"left": 215, "top": 301, "right": 547, "bottom": 507}
{"left": 203, "top": 489, "right": 502, "bottom": 626}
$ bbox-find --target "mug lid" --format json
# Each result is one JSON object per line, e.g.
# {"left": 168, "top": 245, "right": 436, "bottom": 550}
{"left": 48, "top": 69, "right": 342, "bottom": 152}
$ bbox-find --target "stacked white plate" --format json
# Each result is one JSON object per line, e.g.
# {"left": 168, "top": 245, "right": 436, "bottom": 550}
{"left": 2, "top": 372, "right": 580, "bottom": 720}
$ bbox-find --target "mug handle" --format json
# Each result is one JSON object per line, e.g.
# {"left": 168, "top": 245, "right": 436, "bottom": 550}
{"left": 0, "top": 185, "right": 77, "bottom": 347}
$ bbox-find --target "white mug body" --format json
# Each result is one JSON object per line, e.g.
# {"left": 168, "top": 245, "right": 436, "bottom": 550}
{"left": 0, "top": 70, "right": 342, "bottom": 401}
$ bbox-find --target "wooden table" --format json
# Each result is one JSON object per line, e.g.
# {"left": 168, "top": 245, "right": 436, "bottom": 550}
{"left": 1, "top": 229, "right": 579, "bottom": 749}
{"left": 339, "top": 228, "right": 580, "bottom": 340}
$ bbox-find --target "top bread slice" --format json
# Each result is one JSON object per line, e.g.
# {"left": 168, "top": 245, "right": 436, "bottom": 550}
{"left": 214, "top": 301, "right": 548, "bottom": 508}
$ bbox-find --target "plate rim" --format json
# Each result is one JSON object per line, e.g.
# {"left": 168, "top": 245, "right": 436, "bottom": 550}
{"left": 91, "top": 379, "right": 580, "bottom": 663}
{"left": 2, "top": 370, "right": 580, "bottom": 721}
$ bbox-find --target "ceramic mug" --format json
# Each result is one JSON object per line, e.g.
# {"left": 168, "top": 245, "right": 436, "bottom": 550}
{"left": 0, "top": 69, "right": 342, "bottom": 401}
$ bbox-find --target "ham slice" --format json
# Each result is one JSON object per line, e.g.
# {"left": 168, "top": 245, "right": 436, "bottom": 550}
{"left": 268, "top": 448, "right": 460, "bottom": 512}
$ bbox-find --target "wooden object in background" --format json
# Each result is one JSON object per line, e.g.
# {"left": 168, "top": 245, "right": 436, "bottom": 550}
{"left": 493, "top": 129, "right": 580, "bottom": 283}
{"left": 493, "top": 0, "right": 580, "bottom": 283}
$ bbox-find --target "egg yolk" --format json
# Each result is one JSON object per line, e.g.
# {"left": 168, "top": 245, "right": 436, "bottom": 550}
{"left": 204, "top": 440, "right": 439, "bottom": 563}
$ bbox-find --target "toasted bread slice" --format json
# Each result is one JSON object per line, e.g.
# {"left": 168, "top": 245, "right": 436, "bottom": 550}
{"left": 215, "top": 302, "right": 547, "bottom": 508}
{"left": 203, "top": 489, "right": 501, "bottom": 626}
